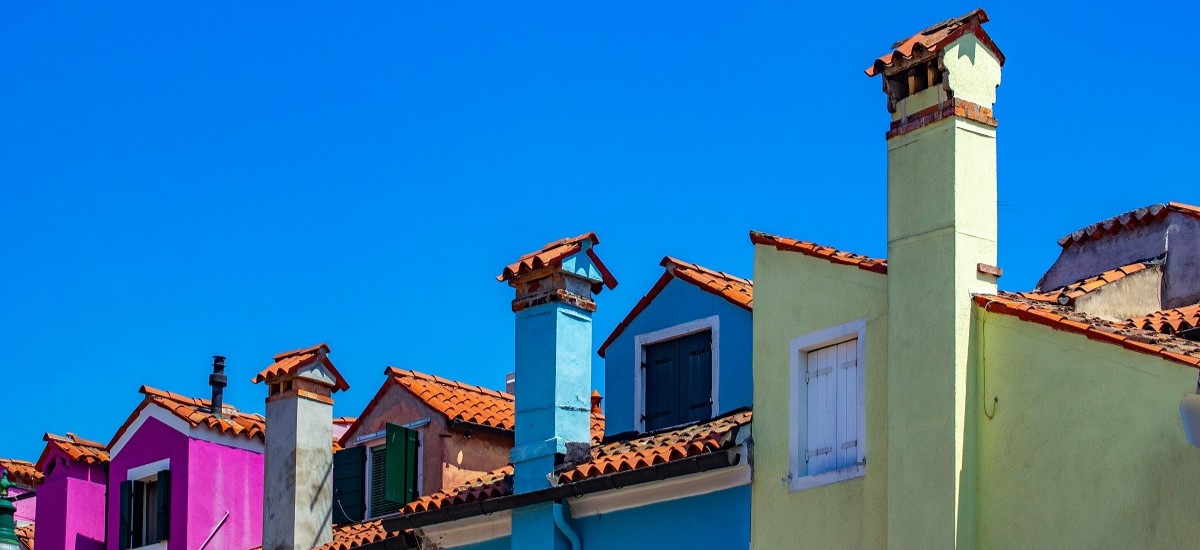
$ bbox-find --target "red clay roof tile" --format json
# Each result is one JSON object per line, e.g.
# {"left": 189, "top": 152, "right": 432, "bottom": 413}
{"left": 496, "top": 232, "right": 617, "bottom": 291}
{"left": 1127, "top": 304, "right": 1200, "bottom": 336}
{"left": 252, "top": 343, "right": 349, "bottom": 391}
{"left": 311, "top": 520, "right": 404, "bottom": 550}
{"left": 1020, "top": 260, "right": 1155, "bottom": 304}
{"left": 0, "top": 458, "right": 42, "bottom": 488}
{"left": 865, "top": 8, "right": 1003, "bottom": 77}
{"left": 749, "top": 230, "right": 887, "bottom": 274}
{"left": 975, "top": 293, "right": 1200, "bottom": 369}
{"left": 1057, "top": 202, "right": 1200, "bottom": 249}
{"left": 598, "top": 257, "right": 752, "bottom": 358}
{"left": 341, "top": 368, "right": 605, "bottom": 446}
{"left": 15, "top": 524, "right": 33, "bottom": 550}
{"left": 108, "top": 386, "right": 267, "bottom": 449}
{"left": 37, "top": 432, "right": 109, "bottom": 470}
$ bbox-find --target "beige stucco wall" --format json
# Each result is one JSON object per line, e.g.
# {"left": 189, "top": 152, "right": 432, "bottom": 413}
{"left": 1072, "top": 266, "right": 1163, "bottom": 321}
{"left": 973, "top": 310, "right": 1200, "bottom": 548}
{"left": 750, "top": 245, "right": 888, "bottom": 549}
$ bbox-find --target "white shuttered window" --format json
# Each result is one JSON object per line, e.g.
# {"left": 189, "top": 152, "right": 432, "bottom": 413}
{"left": 789, "top": 319, "right": 866, "bottom": 491}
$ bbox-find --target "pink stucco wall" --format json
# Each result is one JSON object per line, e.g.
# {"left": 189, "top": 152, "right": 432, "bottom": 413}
{"left": 185, "top": 438, "right": 263, "bottom": 550}
{"left": 11, "top": 487, "right": 35, "bottom": 525}
{"left": 105, "top": 414, "right": 264, "bottom": 550}
{"left": 35, "top": 446, "right": 107, "bottom": 550}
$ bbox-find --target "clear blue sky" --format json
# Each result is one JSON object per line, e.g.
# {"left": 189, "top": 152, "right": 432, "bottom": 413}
{"left": 3, "top": 2, "right": 1196, "bottom": 461}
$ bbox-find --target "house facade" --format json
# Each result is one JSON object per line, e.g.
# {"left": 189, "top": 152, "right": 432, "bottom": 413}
{"left": 750, "top": 9, "right": 1200, "bottom": 549}
{"left": 0, "top": 459, "right": 40, "bottom": 528}
{"left": 34, "top": 433, "right": 110, "bottom": 550}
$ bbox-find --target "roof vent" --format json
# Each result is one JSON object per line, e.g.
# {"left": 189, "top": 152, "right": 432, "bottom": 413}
{"left": 210, "top": 355, "right": 228, "bottom": 418}
{"left": 505, "top": 372, "right": 516, "bottom": 395}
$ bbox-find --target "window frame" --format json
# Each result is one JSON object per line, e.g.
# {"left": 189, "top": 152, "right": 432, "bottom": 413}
{"left": 361, "top": 423, "right": 424, "bottom": 519}
{"left": 788, "top": 318, "right": 867, "bottom": 492}
{"left": 123, "top": 459, "right": 170, "bottom": 550}
{"left": 632, "top": 315, "right": 720, "bottom": 433}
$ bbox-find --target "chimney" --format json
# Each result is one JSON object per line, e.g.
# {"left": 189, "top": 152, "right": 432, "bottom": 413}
{"left": 251, "top": 344, "right": 349, "bottom": 550}
{"left": 210, "top": 355, "right": 227, "bottom": 417}
{"left": 868, "top": 9, "right": 1002, "bottom": 549}
{"left": 497, "top": 233, "right": 616, "bottom": 550}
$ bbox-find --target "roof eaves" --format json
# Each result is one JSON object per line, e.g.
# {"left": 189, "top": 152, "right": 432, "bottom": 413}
{"left": 749, "top": 230, "right": 887, "bottom": 274}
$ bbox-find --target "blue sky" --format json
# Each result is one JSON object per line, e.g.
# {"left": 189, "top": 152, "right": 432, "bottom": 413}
{"left": 2, "top": 1, "right": 1196, "bottom": 461}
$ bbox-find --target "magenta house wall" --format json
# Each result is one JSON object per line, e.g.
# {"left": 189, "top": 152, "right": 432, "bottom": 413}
{"left": 11, "top": 487, "right": 35, "bottom": 525}
{"left": 34, "top": 446, "right": 107, "bottom": 550}
{"left": 106, "top": 415, "right": 265, "bottom": 550}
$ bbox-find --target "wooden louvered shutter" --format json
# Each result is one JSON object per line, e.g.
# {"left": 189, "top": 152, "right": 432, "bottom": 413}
{"left": 806, "top": 344, "right": 837, "bottom": 475}
{"left": 119, "top": 480, "right": 133, "bottom": 550}
{"left": 385, "top": 423, "right": 419, "bottom": 504}
{"left": 130, "top": 480, "right": 147, "bottom": 547}
{"left": 678, "top": 330, "right": 714, "bottom": 425}
{"left": 643, "top": 339, "right": 678, "bottom": 431}
{"left": 156, "top": 470, "right": 171, "bottom": 542}
{"left": 835, "top": 340, "right": 861, "bottom": 469}
{"left": 333, "top": 446, "right": 366, "bottom": 524}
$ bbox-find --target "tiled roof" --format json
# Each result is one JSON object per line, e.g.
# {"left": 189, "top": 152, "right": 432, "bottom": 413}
{"left": 312, "top": 520, "right": 403, "bottom": 550}
{"left": 334, "top": 416, "right": 357, "bottom": 425}
{"left": 496, "top": 232, "right": 618, "bottom": 291}
{"left": 39, "top": 432, "right": 109, "bottom": 468}
{"left": 598, "top": 257, "right": 752, "bottom": 358}
{"left": 1057, "top": 202, "right": 1200, "bottom": 248}
{"left": 252, "top": 343, "right": 350, "bottom": 391}
{"left": 15, "top": 524, "right": 33, "bottom": 550}
{"left": 402, "top": 410, "right": 752, "bottom": 514}
{"left": 975, "top": 292, "right": 1200, "bottom": 369}
{"left": 1021, "top": 261, "right": 1155, "bottom": 304}
{"left": 110, "top": 386, "right": 267, "bottom": 448}
{"left": 1127, "top": 304, "right": 1200, "bottom": 336}
{"left": 343, "top": 368, "right": 605, "bottom": 446}
{"left": 865, "top": 8, "right": 1003, "bottom": 76}
{"left": 0, "top": 458, "right": 42, "bottom": 488}
{"left": 749, "top": 230, "right": 887, "bottom": 274}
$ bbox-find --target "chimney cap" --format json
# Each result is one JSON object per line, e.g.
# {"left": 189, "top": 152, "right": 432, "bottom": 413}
{"left": 252, "top": 343, "right": 349, "bottom": 392}
{"left": 497, "top": 232, "right": 618, "bottom": 292}
{"left": 865, "top": 8, "right": 1003, "bottom": 77}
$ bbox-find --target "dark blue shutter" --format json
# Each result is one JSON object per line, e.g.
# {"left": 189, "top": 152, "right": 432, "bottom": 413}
{"left": 156, "top": 470, "right": 171, "bottom": 542}
{"left": 678, "top": 331, "right": 714, "bottom": 424}
{"left": 118, "top": 481, "right": 133, "bottom": 550}
{"left": 333, "top": 446, "right": 366, "bottom": 524}
{"left": 385, "top": 423, "right": 419, "bottom": 504}
{"left": 130, "top": 481, "right": 146, "bottom": 547}
{"left": 643, "top": 339, "right": 679, "bottom": 431}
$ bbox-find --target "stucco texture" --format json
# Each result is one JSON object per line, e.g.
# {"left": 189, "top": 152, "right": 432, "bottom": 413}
{"left": 750, "top": 245, "right": 888, "bottom": 549}
{"left": 603, "top": 279, "right": 753, "bottom": 435}
{"left": 973, "top": 310, "right": 1200, "bottom": 548}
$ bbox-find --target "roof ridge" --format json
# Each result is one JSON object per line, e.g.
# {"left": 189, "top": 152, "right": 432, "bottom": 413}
{"left": 749, "top": 230, "right": 887, "bottom": 274}
{"left": 272, "top": 342, "right": 330, "bottom": 361}
{"left": 1057, "top": 202, "right": 1200, "bottom": 248}
{"left": 388, "top": 366, "right": 515, "bottom": 401}
{"left": 662, "top": 256, "right": 753, "bottom": 285}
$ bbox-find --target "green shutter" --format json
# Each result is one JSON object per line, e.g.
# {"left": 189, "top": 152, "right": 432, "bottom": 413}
{"left": 156, "top": 470, "right": 171, "bottom": 541}
{"left": 385, "top": 423, "right": 419, "bottom": 504}
{"left": 130, "top": 480, "right": 146, "bottom": 547}
{"left": 332, "top": 446, "right": 366, "bottom": 524}
{"left": 119, "top": 481, "right": 133, "bottom": 550}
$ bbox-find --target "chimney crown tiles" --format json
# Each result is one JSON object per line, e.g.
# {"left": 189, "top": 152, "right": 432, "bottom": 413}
{"left": 251, "top": 342, "right": 349, "bottom": 392}
{"left": 496, "top": 232, "right": 618, "bottom": 292}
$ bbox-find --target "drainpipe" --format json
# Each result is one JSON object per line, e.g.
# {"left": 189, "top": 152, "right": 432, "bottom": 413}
{"left": 552, "top": 502, "right": 581, "bottom": 550}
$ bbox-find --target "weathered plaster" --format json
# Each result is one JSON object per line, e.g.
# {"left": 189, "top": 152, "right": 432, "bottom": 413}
{"left": 1072, "top": 265, "right": 1163, "bottom": 321}
{"left": 264, "top": 394, "right": 333, "bottom": 550}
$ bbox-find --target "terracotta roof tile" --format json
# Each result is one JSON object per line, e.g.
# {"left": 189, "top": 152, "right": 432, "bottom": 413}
{"left": 496, "top": 232, "right": 618, "bottom": 291}
{"left": 1057, "top": 202, "right": 1200, "bottom": 249}
{"left": 342, "top": 369, "right": 605, "bottom": 446}
{"left": 0, "top": 458, "right": 42, "bottom": 488}
{"left": 1127, "top": 304, "right": 1200, "bottom": 336}
{"left": 311, "top": 520, "right": 404, "bottom": 550}
{"left": 400, "top": 410, "right": 751, "bottom": 514}
{"left": 252, "top": 343, "right": 350, "bottom": 391}
{"left": 1020, "top": 260, "right": 1155, "bottom": 304}
{"left": 975, "top": 292, "right": 1200, "bottom": 369}
{"left": 333, "top": 416, "right": 357, "bottom": 425}
{"left": 749, "top": 230, "right": 887, "bottom": 274}
{"left": 109, "top": 386, "right": 266, "bottom": 448}
{"left": 15, "top": 524, "right": 33, "bottom": 549}
{"left": 865, "top": 8, "right": 1003, "bottom": 77}
{"left": 598, "top": 257, "right": 752, "bottom": 358}
{"left": 38, "top": 432, "right": 109, "bottom": 469}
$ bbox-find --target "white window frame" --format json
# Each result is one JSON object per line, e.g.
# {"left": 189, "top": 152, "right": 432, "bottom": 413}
{"left": 632, "top": 315, "right": 720, "bottom": 432}
{"left": 362, "top": 424, "right": 425, "bottom": 519}
{"left": 788, "top": 318, "right": 867, "bottom": 492}
{"left": 126, "top": 458, "right": 169, "bottom": 550}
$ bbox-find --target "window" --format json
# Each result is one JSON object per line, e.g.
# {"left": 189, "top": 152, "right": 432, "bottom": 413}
{"left": 119, "top": 468, "right": 170, "bottom": 549}
{"left": 789, "top": 318, "right": 866, "bottom": 492}
{"left": 332, "top": 423, "right": 420, "bottom": 521}
{"left": 641, "top": 329, "right": 713, "bottom": 432}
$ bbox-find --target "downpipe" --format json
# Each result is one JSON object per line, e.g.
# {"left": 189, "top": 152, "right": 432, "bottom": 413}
{"left": 553, "top": 501, "right": 581, "bottom": 550}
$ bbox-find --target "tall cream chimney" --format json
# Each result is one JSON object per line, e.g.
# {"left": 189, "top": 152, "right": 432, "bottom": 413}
{"left": 867, "top": 9, "right": 1003, "bottom": 549}
{"left": 252, "top": 343, "right": 350, "bottom": 550}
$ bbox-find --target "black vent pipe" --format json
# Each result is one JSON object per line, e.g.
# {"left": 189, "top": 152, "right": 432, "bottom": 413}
{"left": 210, "top": 355, "right": 227, "bottom": 417}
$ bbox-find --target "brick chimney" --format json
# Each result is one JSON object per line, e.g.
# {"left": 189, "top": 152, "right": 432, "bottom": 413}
{"left": 252, "top": 343, "right": 349, "bottom": 550}
{"left": 497, "top": 233, "right": 616, "bottom": 550}
{"left": 868, "top": 9, "right": 1002, "bottom": 549}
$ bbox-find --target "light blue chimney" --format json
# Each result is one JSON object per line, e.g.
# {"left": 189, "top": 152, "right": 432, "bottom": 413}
{"left": 498, "top": 233, "right": 617, "bottom": 550}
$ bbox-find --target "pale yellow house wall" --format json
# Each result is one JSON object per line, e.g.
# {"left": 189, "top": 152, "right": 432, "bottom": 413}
{"left": 975, "top": 310, "right": 1200, "bottom": 548}
{"left": 750, "top": 245, "right": 888, "bottom": 549}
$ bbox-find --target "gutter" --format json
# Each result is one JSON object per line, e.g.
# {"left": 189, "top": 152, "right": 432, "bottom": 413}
{"left": 360, "top": 448, "right": 742, "bottom": 549}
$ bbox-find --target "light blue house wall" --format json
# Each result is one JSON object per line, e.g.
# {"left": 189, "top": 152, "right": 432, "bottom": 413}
{"left": 603, "top": 279, "right": 753, "bottom": 435}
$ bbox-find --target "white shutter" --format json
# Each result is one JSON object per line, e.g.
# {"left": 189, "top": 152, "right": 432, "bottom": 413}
{"left": 806, "top": 345, "right": 837, "bottom": 475}
{"left": 835, "top": 339, "right": 860, "bottom": 469}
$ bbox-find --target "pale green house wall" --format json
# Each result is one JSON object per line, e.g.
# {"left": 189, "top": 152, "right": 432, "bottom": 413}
{"left": 750, "top": 244, "right": 888, "bottom": 549}
{"left": 973, "top": 310, "right": 1200, "bottom": 548}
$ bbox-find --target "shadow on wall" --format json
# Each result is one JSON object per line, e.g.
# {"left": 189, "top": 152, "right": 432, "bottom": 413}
{"left": 74, "top": 533, "right": 104, "bottom": 550}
